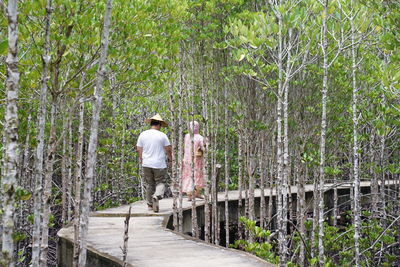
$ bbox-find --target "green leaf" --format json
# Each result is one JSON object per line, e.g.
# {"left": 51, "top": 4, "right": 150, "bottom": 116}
{"left": 0, "top": 39, "right": 7, "bottom": 55}
{"left": 15, "top": 187, "right": 32, "bottom": 201}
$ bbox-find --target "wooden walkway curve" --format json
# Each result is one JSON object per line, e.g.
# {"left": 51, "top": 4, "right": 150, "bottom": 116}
{"left": 58, "top": 180, "right": 396, "bottom": 266}
{"left": 58, "top": 194, "right": 274, "bottom": 267}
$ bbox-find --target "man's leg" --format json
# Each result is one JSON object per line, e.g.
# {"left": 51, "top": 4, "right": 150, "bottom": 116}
{"left": 153, "top": 168, "right": 167, "bottom": 199}
{"left": 143, "top": 167, "right": 155, "bottom": 207}
{"left": 151, "top": 168, "right": 166, "bottom": 212}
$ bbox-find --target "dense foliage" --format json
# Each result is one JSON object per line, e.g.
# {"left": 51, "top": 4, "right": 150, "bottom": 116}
{"left": 0, "top": 0, "right": 399, "bottom": 266}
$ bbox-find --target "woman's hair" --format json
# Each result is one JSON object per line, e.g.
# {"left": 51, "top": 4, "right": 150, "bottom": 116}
{"left": 189, "top": 121, "right": 200, "bottom": 134}
{"left": 150, "top": 120, "right": 161, "bottom": 126}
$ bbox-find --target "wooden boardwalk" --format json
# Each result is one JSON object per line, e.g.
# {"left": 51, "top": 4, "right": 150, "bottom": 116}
{"left": 58, "top": 194, "right": 274, "bottom": 266}
{"left": 58, "top": 180, "right": 395, "bottom": 266}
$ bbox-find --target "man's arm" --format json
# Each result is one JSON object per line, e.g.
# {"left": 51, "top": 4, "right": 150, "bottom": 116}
{"left": 165, "top": 145, "right": 172, "bottom": 167}
{"left": 137, "top": 146, "right": 143, "bottom": 165}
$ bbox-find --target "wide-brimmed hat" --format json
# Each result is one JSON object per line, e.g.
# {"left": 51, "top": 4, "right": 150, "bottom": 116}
{"left": 144, "top": 114, "right": 168, "bottom": 127}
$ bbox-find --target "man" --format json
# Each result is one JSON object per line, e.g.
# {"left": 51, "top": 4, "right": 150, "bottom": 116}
{"left": 136, "top": 114, "right": 172, "bottom": 212}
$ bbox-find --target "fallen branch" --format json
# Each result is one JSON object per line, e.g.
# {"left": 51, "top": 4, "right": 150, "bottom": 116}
{"left": 120, "top": 205, "right": 132, "bottom": 267}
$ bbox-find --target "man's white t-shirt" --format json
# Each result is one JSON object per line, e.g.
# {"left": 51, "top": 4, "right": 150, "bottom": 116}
{"left": 137, "top": 129, "right": 170, "bottom": 169}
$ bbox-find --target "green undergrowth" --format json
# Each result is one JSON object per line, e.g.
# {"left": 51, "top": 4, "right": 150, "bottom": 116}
{"left": 230, "top": 217, "right": 280, "bottom": 265}
{"left": 232, "top": 213, "right": 397, "bottom": 267}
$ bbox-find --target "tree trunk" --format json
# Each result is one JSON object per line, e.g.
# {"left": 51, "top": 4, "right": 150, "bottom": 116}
{"left": 61, "top": 109, "right": 69, "bottom": 225}
{"left": 311, "top": 169, "right": 319, "bottom": 259}
{"left": 333, "top": 163, "right": 338, "bottom": 227}
{"left": 67, "top": 109, "right": 73, "bottom": 222}
{"left": 211, "top": 83, "right": 220, "bottom": 245}
{"left": 379, "top": 101, "right": 387, "bottom": 225}
{"left": 110, "top": 81, "right": 118, "bottom": 198}
{"left": 281, "top": 26, "right": 293, "bottom": 264}
{"left": 32, "top": 1, "right": 52, "bottom": 265}
{"left": 189, "top": 78, "right": 198, "bottom": 238}
{"left": 298, "top": 159, "right": 306, "bottom": 266}
{"left": 259, "top": 137, "right": 266, "bottom": 229}
{"left": 248, "top": 139, "right": 255, "bottom": 224}
{"left": 78, "top": 1, "right": 112, "bottom": 265}
{"left": 224, "top": 84, "right": 230, "bottom": 247}
{"left": 276, "top": 2, "right": 287, "bottom": 263}
{"left": 177, "top": 68, "right": 184, "bottom": 233}
{"left": 120, "top": 104, "right": 127, "bottom": 201}
{"left": 244, "top": 136, "right": 250, "bottom": 240}
{"left": 169, "top": 82, "right": 178, "bottom": 231}
{"left": 350, "top": 4, "right": 361, "bottom": 264}
{"left": 40, "top": 101, "right": 58, "bottom": 267}
{"left": 370, "top": 133, "right": 379, "bottom": 218}
{"left": 201, "top": 60, "right": 210, "bottom": 243}
{"left": 1, "top": 0, "right": 20, "bottom": 264}
{"left": 73, "top": 97, "right": 85, "bottom": 267}
{"left": 237, "top": 130, "right": 244, "bottom": 240}
{"left": 318, "top": 1, "right": 329, "bottom": 264}
{"left": 268, "top": 146, "right": 274, "bottom": 232}
{"left": 268, "top": 157, "right": 278, "bottom": 234}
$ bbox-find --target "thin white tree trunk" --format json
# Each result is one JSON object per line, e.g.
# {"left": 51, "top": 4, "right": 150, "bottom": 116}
{"left": 276, "top": 94, "right": 284, "bottom": 265}
{"left": 318, "top": 1, "right": 329, "bottom": 264}
{"left": 120, "top": 104, "right": 126, "bottom": 200}
{"left": 237, "top": 130, "right": 244, "bottom": 239}
{"left": 67, "top": 109, "right": 73, "bottom": 222}
{"left": 268, "top": 156, "right": 274, "bottom": 232}
{"left": 32, "top": 1, "right": 52, "bottom": 265}
{"left": 78, "top": 1, "right": 112, "bottom": 265}
{"left": 73, "top": 97, "right": 85, "bottom": 267}
{"left": 61, "top": 109, "right": 69, "bottom": 225}
{"left": 276, "top": 3, "right": 286, "bottom": 262}
{"left": 311, "top": 170, "right": 319, "bottom": 259}
{"left": 209, "top": 87, "right": 215, "bottom": 244}
{"left": 201, "top": 63, "right": 210, "bottom": 243}
{"left": 267, "top": 138, "right": 275, "bottom": 233}
{"left": 40, "top": 101, "right": 58, "bottom": 267}
{"left": 244, "top": 136, "right": 250, "bottom": 240}
{"left": 350, "top": 4, "right": 361, "bottom": 264}
{"left": 169, "top": 82, "right": 178, "bottom": 230}
{"left": 259, "top": 137, "right": 266, "bottom": 229}
{"left": 379, "top": 136, "right": 386, "bottom": 220}
{"left": 212, "top": 84, "right": 220, "bottom": 245}
{"left": 333, "top": 163, "right": 338, "bottom": 227}
{"left": 224, "top": 85, "right": 230, "bottom": 247}
{"left": 212, "top": 164, "right": 222, "bottom": 244}
{"left": 248, "top": 140, "right": 255, "bottom": 224}
{"left": 281, "top": 26, "right": 293, "bottom": 263}
{"left": 190, "top": 79, "right": 198, "bottom": 238}
{"left": 1, "top": 0, "right": 20, "bottom": 264}
{"left": 111, "top": 82, "right": 118, "bottom": 197}
{"left": 177, "top": 71, "right": 184, "bottom": 233}
{"left": 299, "top": 165, "right": 306, "bottom": 266}
{"left": 379, "top": 104, "right": 387, "bottom": 224}
{"left": 370, "top": 133, "right": 379, "bottom": 217}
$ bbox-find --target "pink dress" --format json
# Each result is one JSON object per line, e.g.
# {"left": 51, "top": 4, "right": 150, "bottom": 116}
{"left": 182, "top": 121, "right": 206, "bottom": 193}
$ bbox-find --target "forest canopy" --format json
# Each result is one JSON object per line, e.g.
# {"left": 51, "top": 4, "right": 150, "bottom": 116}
{"left": 0, "top": 0, "right": 399, "bottom": 266}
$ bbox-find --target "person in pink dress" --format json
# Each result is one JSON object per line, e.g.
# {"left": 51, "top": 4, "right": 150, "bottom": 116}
{"left": 182, "top": 121, "right": 206, "bottom": 201}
